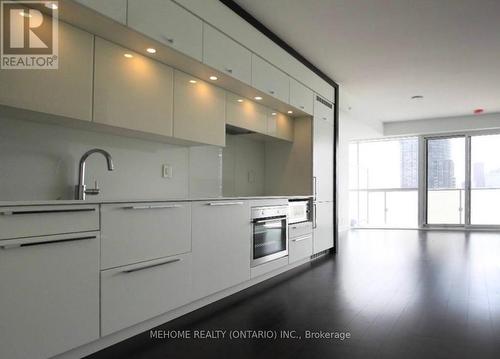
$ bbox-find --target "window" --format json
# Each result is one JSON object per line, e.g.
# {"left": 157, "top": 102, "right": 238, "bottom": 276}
{"left": 349, "top": 137, "right": 418, "bottom": 228}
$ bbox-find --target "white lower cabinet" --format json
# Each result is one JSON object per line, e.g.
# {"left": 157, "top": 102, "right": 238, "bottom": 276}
{"left": 0, "top": 232, "right": 100, "bottom": 359}
{"left": 313, "top": 202, "right": 334, "bottom": 254}
{"left": 191, "top": 201, "right": 251, "bottom": 299}
{"left": 100, "top": 203, "right": 191, "bottom": 269}
{"left": 289, "top": 222, "right": 313, "bottom": 263}
{"left": 101, "top": 253, "right": 192, "bottom": 336}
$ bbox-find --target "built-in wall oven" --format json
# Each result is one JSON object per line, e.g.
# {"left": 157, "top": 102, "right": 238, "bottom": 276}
{"left": 251, "top": 206, "right": 288, "bottom": 267}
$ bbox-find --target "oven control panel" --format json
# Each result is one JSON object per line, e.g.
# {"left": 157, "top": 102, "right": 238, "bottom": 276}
{"left": 251, "top": 206, "right": 288, "bottom": 220}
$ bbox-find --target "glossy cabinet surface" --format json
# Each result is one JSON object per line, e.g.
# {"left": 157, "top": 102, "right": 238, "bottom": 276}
{"left": 93, "top": 38, "right": 174, "bottom": 137}
{"left": 290, "top": 78, "right": 314, "bottom": 115}
{"left": 101, "top": 253, "right": 192, "bottom": 335}
{"left": 313, "top": 98, "right": 334, "bottom": 202}
{"left": 0, "top": 22, "right": 93, "bottom": 121}
{"left": 191, "top": 201, "right": 251, "bottom": 299}
{"left": 0, "top": 204, "right": 99, "bottom": 240}
{"left": 100, "top": 203, "right": 191, "bottom": 269}
{"left": 313, "top": 201, "right": 334, "bottom": 253}
{"left": 75, "top": 0, "right": 127, "bottom": 24}
{"left": 203, "top": 24, "right": 252, "bottom": 84}
{"left": 267, "top": 110, "right": 294, "bottom": 142}
{"left": 173, "top": 70, "right": 226, "bottom": 146}
{"left": 252, "top": 54, "right": 290, "bottom": 103}
{"left": 0, "top": 232, "right": 99, "bottom": 359}
{"left": 226, "top": 92, "right": 267, "bottom": 134}
{"left": 128, "top": 0, "right": 203, "bottom": 61}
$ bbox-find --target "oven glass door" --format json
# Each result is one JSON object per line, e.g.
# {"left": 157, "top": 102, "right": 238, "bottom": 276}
{"left": 253, "top": 216, "right": 287, "bottom": 265}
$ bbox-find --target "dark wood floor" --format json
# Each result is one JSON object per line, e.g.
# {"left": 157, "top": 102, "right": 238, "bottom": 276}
{"left": 88, "top": 230, "right": 500, "bottom": 359}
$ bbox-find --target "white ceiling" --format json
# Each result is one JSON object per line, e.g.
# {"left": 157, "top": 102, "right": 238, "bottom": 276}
{"left": 234, "top": 0, "right": 500, "bottom": 123}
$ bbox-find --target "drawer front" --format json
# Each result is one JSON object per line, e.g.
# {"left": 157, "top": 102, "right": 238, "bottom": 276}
{"left": 101, "top": 203, "right": 191, "bottom": 269}
{"left": 289, "top": 233, "right": 313, "bottom": 263}
{"left": 203, "top": 24, "right": 251, "bottom": 84}
{"left": 289, "top": 221, "right": 313, "bottom": 239}
{"left": 290, "top": 78, "right": 313, "bottom": 114}
{"left": 252, "top": 54, "right": 290, "bottom": 103}
{"left": 101, "top": 253, "right": 192, "bottom": 335}
{"left": 0, "top": 205, "right": 99, "bottom": 240}
{"left": 0, "top": 232, "right": 99, "bottom": 359}
{"left": 128, "top": 0, "right": 203, "bottom": 61}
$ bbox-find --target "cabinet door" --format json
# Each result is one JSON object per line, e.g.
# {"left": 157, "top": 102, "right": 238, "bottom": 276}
{"left": 251, "top": 54, "right": 290, "bottom": 103}
{"left": 0, "top": 233, "right": 99, "bottom": 359}
{"left": 101, "top": 203, "right": 191, "bottom": 269}
{"left": 93, "top": 37, "right": 174, "bottom": 137}
{"left": 314, "top": 94, "right": 334, "bottom": 125}
{"left": 313, "top": 116, "right": 334, "bottom": 202}
{"left": 192, "top": 201, "right": 250, "bottom": 299}
{"left": 289, "top": 233, "right": 313, "bottom": 263}
{"left": 290, "top": 78, "right": 313, "bottom": 115}
{"left": 203, "top": 24, "right": 252, "bottom": 84}
{"left": 128, "top": 0, "right": 203, "bottom": 61}
{"left": 75, "top": 0, "right": 127, "bottom": 24}
{"left": 0, "top": 22, "right": 93, "bottom": 121}
{"left": 267, "top": 110, "right": 294, "bottom": 142}
{"left": 101, "top": 253, "right": 192, "bottom": 335}
{"left": 313, "top": 202, "right": 334, "bottom": 254}
{"left": 173, "top": 70, "right": 226, "bottom": 146}
{"left": 226, "top": 92, "right": 267, "bottom": 134}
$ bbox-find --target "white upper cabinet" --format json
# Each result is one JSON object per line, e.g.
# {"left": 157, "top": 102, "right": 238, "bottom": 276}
{"left": 203, "top": 24, "right": 252, "bottom": 84}
{"left": 313, "top": 96, "right": 334, "bottom": 202}
{"left": 128, "top": 0, "right": 203, "bottom": 61}
{"left": 226, "top": 92, "right": 267, "bottom": 134}
{"left": 0, "top": 22, "right": 93, "bottom": 122}
{"left": 314, "top": 94, "right": 334, "bottom": 125}
{"left": 173, "top": 70, "right": 226, "bottom": 146}
{"left": 93, "top": 38, "right": 174, "bottom": 137}
{"left": 251, "top": 54, "right": 290, "bottom": 103}
{"left": 290, "top": 78, "right": 314, "bottom": 115}
{"left": 267, "top": 110, "right": 294, "bottom": 142}
{"left": 75, "top": 0, "right": 127, "bottom": 24}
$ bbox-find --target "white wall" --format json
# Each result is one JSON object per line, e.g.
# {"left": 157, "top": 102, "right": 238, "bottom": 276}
{"left": 0, "top": 117, "right": 222, "bottom": 201}
{"left": 384, "top": 112, "right": 500, "bottom": 136}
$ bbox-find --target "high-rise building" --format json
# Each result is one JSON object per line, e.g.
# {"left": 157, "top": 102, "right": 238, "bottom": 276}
{"left": 427, "top": 140, "right": 456, "bottom": 189}
{"left": 400, "top": 138, "right": 418, "bottom": 188}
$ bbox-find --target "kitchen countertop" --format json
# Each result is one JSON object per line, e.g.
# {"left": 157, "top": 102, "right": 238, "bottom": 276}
{"left": 0, "top": 195, "right": 313, "bottom": 207}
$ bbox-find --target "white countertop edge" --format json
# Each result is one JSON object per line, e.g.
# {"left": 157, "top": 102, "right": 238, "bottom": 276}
{"left": 0, "top": 195, "right": 314, "bottom": 207}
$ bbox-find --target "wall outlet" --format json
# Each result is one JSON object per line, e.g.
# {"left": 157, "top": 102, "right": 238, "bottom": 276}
{"left": 162, "top": 164, "right": 173, "bottom": 179}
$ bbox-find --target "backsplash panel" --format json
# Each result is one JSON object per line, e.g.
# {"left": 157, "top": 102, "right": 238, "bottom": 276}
{"left": 0, "top": 117, "right": 221, "bottom": 201}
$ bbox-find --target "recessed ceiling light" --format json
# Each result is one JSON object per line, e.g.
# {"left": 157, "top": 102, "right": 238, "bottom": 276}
{"left": 271, "top": 112, "right": 277, "bottom": 116}
{"left": 123, "top": 53, "right": 133, "bottom": 58}
{"left": 411, "top": 95, "right": 424, "bottom": 100}
{"left": 19, "top": 10, "right": 32, "bottom": 17}
{"left": 237, "top": 99, "right": 244, "bottom": 103}
{"left": 189, "top": 79, "right": 197, "bottom": 84}
{"left": 45, "top": 2, "right": 58, "bottom": 9}
{"left": 209, "top": 75, "right": 218, "bottom": 81}
{"left": 287, "top": 110, "right": 293, "bottom": 114}
{"left": 146, "top": 48, "right": 156, "bottom": 54}
{"left": 254, "top": 96, "right": 263, "bottom": 101}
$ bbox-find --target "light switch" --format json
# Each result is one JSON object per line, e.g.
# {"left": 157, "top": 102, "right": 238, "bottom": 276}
{"left": 162, "top": 164, "right": 173, "bottom": 179}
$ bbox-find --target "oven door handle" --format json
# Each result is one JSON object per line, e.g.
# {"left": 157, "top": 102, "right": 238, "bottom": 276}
{"left": 253, "top": 216, "right": 287, "bottom": 224}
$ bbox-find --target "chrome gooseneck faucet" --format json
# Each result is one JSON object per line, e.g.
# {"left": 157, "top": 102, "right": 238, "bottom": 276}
{"left": 75, "top": 149, "right": 114, "bottom": 200}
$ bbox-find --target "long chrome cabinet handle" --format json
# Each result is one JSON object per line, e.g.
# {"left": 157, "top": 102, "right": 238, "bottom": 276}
{"left": 207, "top": 202, "right": 244, "bottom": 206}
{"left": 0, "top": 208, "right": 96, "bottom": 216}
{"left": 122, "top": 205, "right": 182, "bottom": 210}
{"left": 253, "top": 216, "right": 287, "bottom": 224}
{"left": 292, "top": 235, "right": 311, "bottom": 242}
{"left": 313, "top": 204, "right": 317, "bottom": 229}
{"left": 0, "top": 235, "right": 96, "bottom": 249}
{"left": 313, "top": 176, "right": 317, "bottom": 200}
{"left": 122, "top": 258, "right": 181, "bottom": 274}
